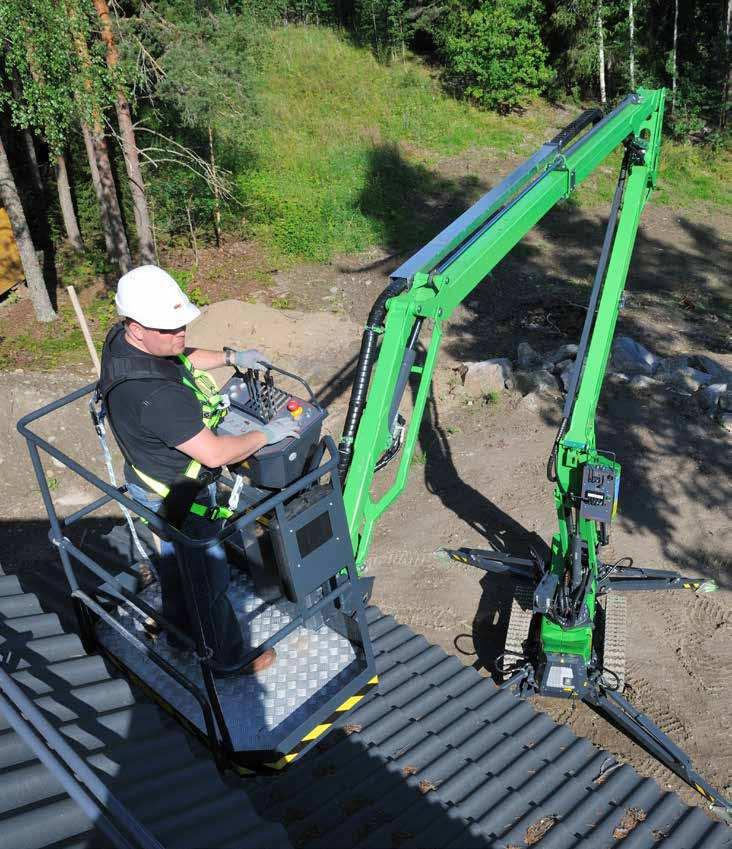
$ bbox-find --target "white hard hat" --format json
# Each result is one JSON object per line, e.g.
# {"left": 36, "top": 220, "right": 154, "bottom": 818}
{"left": 115, "top": 265, "right": 201, "bottom": 329}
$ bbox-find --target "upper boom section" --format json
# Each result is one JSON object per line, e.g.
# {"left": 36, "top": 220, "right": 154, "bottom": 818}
{"left": 341, "top": 89, "right": 665, "bottom": 565}
{"left": 390, "top": 89, "right": 664, "bottom": 304}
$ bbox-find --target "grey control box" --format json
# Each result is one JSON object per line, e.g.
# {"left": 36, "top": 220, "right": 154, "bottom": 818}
{"left": 579, "top": 463, "right": 617, "bottom": 523}
{"left": 217, "top": 374, "right": 325, "bottom": 489}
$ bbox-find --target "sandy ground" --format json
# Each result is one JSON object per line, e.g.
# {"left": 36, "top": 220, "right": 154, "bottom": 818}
{"left": 1, "top": 201, "right": 730, "bottom": 812}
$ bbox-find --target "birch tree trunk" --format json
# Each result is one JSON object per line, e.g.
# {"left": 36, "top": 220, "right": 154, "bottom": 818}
{"left": 671, "top": 0, "right": 679, "bottom": 118}
{"left": 0, "top": 133, "right": 56, "bottom": 322}
{"left": 56, "top": 153, "right": 84, "bottom": 252}
{"left": 91, "top": 0, "right": 154, "bottom": 263}
{"left": 597, "top": 1, "right": 607, "bottom": 104}
{"left": 629, "top": 0, "right": 635, "bottom": 90}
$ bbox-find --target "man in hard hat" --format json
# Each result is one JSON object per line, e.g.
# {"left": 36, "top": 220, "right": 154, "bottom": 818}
{"left": 98, "top": 265, "right": 297, "bottom": 676}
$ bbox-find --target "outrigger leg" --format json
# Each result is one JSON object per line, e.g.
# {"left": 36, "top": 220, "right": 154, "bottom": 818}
{"left": 585, "top": 682, "right": 732, "bottom": 825}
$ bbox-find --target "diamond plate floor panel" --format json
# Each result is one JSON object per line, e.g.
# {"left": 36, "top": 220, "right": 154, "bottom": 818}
{"left": 95, "top": 571, "right": 364, "bottom": 751}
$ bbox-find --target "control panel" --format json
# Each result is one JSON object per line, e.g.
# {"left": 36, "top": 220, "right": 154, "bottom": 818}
{"left": 579, "top": 462, "right": 619, "bottom": 524}
{"left": 217, "top": 368, "right": 325, "bottom": 489}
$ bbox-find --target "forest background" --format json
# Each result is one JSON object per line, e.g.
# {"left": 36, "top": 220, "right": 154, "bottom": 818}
{"left": 0, "top": 0, "right": 729, "bottom": 351}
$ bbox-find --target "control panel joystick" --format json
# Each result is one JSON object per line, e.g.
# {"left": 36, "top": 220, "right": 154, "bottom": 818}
{"left": 218, "top": 363, "right": 325, "bottom": 489}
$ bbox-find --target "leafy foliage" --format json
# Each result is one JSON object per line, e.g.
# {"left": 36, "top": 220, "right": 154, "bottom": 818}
{"left": 0, "top": 0, "right": 113, "bottom": 153}
{"left": 437, "top": 0, "right": 554, "bottom": 111}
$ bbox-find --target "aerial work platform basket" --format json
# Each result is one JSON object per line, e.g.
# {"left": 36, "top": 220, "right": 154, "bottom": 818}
{"left": 18, "top": 381, "right": 377, "bottom": 773}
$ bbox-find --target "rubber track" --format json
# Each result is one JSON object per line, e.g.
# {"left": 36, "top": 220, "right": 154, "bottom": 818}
{"left": 601, "top": 592, "right": 627, "bottom": 692}
{"left": 504, "top": 584, "right": 534, "bottom": 658}
{"left": 1, "top": 571, "right": 729, "bottom": 849}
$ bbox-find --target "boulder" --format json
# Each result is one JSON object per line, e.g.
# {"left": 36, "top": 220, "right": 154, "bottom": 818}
{"left": 717, "top": 412, "right": 732, "bottom": 433}
{"left": 515, "top": 369, "right": 559, "bottom": 395}
{"left": 719, "top": 391, "right": 732, "bottom": 413}
{"left": 688, "top": 354, "right": 730, "bottom": 380}
{"left": 552, "top": 357, "right": 575, "bottom": 375}
{"left": 547, "top": 343, "right": 579, "bottom": 365}
{"left": 655, "top": 355, "right": 690, "bottom": 382}
{"left": 610, "top": 336, "right": 661, "bottom": 376}
{"left": 695, "top": 383, "right": 728, "bottom": 412}
{"left": 459, "top": 358, "right": 514, "bottom": 396}
{"left": 629, "top": 374, "right": 662, "bottom": 391}
{"left": 670, "top": 366, "right": 714, "bottom": 394}
{"left": 559, "top": 369, "right": 574, "bottom": 393}
{"left": 517, "top": 341, "right": 543, "bottom": 370}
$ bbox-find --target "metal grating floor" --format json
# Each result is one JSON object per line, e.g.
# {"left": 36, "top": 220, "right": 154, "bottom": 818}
{"left": 95, "top": 571, "right": 364, "bottom": 750}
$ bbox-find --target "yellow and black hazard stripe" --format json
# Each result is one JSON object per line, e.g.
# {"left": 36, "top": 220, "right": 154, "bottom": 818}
{"left": 263, "top": 675, "right": 379, "bottom": 771}
{"left": 100, "top": 643, "right": 377, "bottom": 775}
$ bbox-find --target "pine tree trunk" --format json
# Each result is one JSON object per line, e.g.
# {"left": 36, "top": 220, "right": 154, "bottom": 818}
{"left": 81, "top": 122, "right": 131, "bottom": 273}
{"left": 92, "top": 129, "right": 131, "bottom": 274}
{"left": 0, "top": 133, "right": 56, "bottom": 322}
{"left": 671, "top": 0, "right": 679, "bottom": 118}
{"left": 70, "top": 2, "right": 131, "bottom": 274}
{"left": 91, "top": 0, "right": 154, "bottom": 263}
{"left": 628, "top": 0, "right": 635, "bottom": 90}
{"left": 81, "top": 121, "right": 116, "bottom": 264}
{"left": 597, "top": 1, "right": 607, "bottom": 104}
{"left": 56, "top": 153, "right": 84, "bottom": 252}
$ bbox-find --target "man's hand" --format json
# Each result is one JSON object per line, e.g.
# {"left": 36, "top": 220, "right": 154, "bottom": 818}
{"left": 226, "top": 348, "right": 271, "bottom": 371}
{"left": 259, "top": 419, "right": 300, "bottom": 445}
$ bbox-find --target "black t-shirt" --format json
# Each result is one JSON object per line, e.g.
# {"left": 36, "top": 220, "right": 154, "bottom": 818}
{"left": 104, "top": 331, "right": 207, "bottom": 491}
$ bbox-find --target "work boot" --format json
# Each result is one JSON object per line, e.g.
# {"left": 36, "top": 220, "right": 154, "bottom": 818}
{"left": 134, "top": 560, "right": 157, "bottom": 592}
{"left": 243, "top": 647, "right": 276, "bottom": 675}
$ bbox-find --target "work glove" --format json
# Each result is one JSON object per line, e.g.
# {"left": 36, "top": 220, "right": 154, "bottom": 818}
{"left": 225, "top": 348, "right": 271, "bottom": 371}
{"left": 259, "top": 418, "right": 300, "bottom": 445}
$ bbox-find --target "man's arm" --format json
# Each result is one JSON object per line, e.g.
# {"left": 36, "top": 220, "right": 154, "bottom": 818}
{"left": 177, "top": 427, "right": 267, "bottom": 468}
{"left": 184, "top": 348, "right": 226, "bottom": 370}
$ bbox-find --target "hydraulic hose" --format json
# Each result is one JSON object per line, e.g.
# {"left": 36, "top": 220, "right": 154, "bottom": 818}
{"left": 338, "top": 277, "right": 408, "bottom": 482}
{"left": 550, "top": 108, "right": 604, "bottom": 150}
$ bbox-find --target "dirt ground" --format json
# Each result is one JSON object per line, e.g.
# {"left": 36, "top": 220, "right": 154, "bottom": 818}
{"left": 1, "top": 193, "right": 730, "bottom": 814}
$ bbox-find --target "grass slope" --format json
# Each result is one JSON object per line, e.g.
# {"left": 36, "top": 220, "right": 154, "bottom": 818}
{"left": 242, "top": 26, "right": 730, "bottom": 262}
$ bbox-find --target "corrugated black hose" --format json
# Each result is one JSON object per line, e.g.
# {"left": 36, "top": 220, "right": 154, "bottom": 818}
{"left": 337, "top": 277, "right": 408, "bottom": 482}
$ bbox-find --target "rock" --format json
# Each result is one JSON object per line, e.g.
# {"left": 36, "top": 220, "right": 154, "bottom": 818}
{"left": 688, "top": 354, "right": 729, "bottom": 379}
{"left": 517, "top": 341, "right": 543, "bottom": 370}
{"left": 717, "top": 412, "right": 732, "bottom": 433}
{"left": 459, "top": 358, "right": 514, "bottom": 396}
{"left": 670, "top": 366, "right": 714, "bottom": 394}
{"left": 695, "top": 383, "right": 728, "bottom": 412}
{"left": 629, "top": 374, "right": 663, "bottom": 391}
{"left": 559, "top": 368, "right": 574, "bottom": 392}
{"left": 611, "top": 336, "right": 661, "bottom": 376}
{"left": 719, "top": 391, "right": 732, "bottom": 412}
{"left": 515, "top": 369, "right": 559, "bottom": 395}
{"left": 655, "top": 355, "right": 690, "bottom": 382}
{"left": 547, "top": 343, "right": 579, "bottom": 365}
{"left": 551, "top": 357, "right": 574, "bottom": 375}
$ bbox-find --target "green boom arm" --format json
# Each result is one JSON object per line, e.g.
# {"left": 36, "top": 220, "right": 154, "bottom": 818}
{"left": 340, "top": 88, "right": 666, "bottom": 569}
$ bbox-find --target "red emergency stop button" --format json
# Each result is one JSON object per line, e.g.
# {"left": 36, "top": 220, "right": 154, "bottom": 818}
{"left": 286, "top": 399, "right": 298, "bottom": 412}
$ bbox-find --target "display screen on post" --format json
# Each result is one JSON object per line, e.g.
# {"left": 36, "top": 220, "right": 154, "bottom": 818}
{"left": 296, "top": 512, "right": 333, "bottom": 559}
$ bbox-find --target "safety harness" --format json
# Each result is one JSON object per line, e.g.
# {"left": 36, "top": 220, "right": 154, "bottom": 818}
{"left": 96, "top": 324, "right": 234, "bottom": 524}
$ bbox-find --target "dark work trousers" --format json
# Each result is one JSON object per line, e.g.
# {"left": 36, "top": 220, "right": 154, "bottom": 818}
{"left": 128, "top": 481, "right": 246, "bottom": 674}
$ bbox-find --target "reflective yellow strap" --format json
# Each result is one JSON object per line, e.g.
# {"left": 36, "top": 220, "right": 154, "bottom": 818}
{"left": 131, "top": 459, "right": 202, "bottom": 500}
{"left": 131, "top": 466, "right": 170, "bottom": 498}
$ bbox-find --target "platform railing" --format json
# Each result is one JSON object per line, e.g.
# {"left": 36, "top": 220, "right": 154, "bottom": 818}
{"left": 17, "top": 383, "right": 375, "bottom": 767}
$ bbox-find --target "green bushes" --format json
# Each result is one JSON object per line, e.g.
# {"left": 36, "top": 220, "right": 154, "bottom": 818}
{"left": 437, "top": 0, "right": 554, "bottom": 112}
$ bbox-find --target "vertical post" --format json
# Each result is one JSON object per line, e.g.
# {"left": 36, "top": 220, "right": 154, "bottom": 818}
{"left": 26, "top": 440, "right": 79, "bottom": 592}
